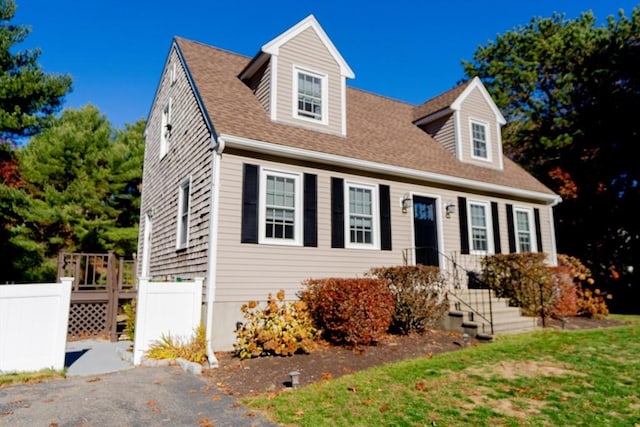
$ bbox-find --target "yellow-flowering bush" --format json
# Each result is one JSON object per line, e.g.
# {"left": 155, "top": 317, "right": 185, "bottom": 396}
{"left": 234, "top": 290, "right": 318, "bottom": 360}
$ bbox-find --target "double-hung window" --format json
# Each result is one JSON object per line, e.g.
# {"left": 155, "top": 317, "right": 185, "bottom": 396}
{"left": 294, "top": 68, "right": 326, "bottom": 123}
{"left": 469, "top": 201, "right": 490, "bottom": 253}
{"left": 259, "top": 169, "right": 302, "bottom": 245}
{"left": 160, "top": 98, "right": 172, "bottom": 158}
{"left": 470, "top": 120, "right": 488, "bottom": 160}
{"left": 345, "top": 182, "right": 378, "bottom": 249}
{"left": 176, "top": 177, "right": 190, "bottom": 250}
{"left": 514, "top": 207, "right": 535, "bottom": 252}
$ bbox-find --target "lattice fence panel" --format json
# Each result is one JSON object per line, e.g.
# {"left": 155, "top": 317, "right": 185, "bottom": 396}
{"left": 68, "top": 302, "right": 108, "bottom": 339}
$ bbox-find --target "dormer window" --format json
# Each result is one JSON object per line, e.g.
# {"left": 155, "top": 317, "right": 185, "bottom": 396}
{"left": 470, "top": 120, "right": 490, "bottom": 160}
{"left": 294, "top": 67, "right": 327, "bottom": 124}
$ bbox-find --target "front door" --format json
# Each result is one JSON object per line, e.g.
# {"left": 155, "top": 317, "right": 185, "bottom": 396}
{"left": 413, "top": 196, "right": 439, "bottom": 266}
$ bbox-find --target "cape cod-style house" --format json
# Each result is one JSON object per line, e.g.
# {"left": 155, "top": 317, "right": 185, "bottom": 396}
{"left": 137, "top": 15, "right": 561, "bottom": 352}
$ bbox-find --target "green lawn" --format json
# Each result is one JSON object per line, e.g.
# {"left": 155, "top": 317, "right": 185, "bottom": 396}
{"left": 247, "top": 320, "right": 640, "bottom": 426}
{"left": 0, "top": 368, "right": 65, "bottom": 387}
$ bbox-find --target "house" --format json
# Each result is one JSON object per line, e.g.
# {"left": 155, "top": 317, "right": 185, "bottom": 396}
{"left": 137, "top": 15, "right": 561, "bottom": 353}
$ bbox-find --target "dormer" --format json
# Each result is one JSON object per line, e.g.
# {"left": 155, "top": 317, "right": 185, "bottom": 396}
{"left": 239, "top": 15, "right": 354, "bottom": 137}
{"left": 413, "top": 77, "right": 506, "bottom": 170}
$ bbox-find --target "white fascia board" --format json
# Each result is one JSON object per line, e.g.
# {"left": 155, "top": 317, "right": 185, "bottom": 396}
{"left": 218, "top": 133, "right": 561, "bottom": 205}
{"left": 261, "top": 14, "right": 355, "bottom": 79}
{"left": 451, "top": 77, "right": 506, "bottom": 125}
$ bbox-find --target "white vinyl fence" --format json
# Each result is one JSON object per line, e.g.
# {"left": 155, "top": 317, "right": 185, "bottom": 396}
{"left": 0, "top": 278, "right": 73, "bottom": 373}
{"left": 133, "top": 277, "right": 203, "bottom": 365}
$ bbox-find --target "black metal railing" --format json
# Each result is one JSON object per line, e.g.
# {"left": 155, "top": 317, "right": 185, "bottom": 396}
{"left": 402, "top": 247, "right": 495, "bottom": 334}
{"left": 402, "top": 247, "right": 550, "bottom": 331}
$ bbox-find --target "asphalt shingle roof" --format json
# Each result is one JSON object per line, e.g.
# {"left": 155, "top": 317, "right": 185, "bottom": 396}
{"left": 176, "top": 37, "right": 556, "bottom": 199}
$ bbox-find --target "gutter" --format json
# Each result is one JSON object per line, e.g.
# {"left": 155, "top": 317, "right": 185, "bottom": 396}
{"left": 219, "top": 133, "right": 561, "bottom": 206}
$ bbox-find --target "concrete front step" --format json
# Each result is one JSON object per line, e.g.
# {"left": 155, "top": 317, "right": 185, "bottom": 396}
{"left": 443, "top": 288, "right": 541, "bottom": 338}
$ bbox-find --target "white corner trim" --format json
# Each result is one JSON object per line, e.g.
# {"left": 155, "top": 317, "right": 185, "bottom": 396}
{"left": 261, "top": 14, "right": 355, "bottom": 79}
{"left": 341, "top": 75, "right": 347, "bottom": 136}
{"left": 453, "top": 111, "right": 463, "bottom": 162}
{"left": 451, "top": 77, "right": 506, "bottom": 125}
{"left": 548, "top": 205, "right": 559, "bottom": 266}
{"left": 205, "top": 146, "right": 222, "bottom": 366}
{"left": 218, "top": 133, "right": 562, "bottom": 205}
{"left": 269, "top": 55, "right": 279, "bottom": 121}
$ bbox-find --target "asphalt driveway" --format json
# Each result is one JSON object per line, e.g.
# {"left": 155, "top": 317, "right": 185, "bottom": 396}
{"left": 0, "top": 366, "right": 277, "bottom": 426}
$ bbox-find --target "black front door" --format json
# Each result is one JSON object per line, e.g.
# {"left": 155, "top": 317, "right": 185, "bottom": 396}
{"left": 413, "top": 196, "right": 439, "bottom": 266}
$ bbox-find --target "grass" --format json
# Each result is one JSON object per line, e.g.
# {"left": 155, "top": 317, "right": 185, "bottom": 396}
{"left": 0, "top": 368, "right": 65, "bottom": 387}
{"left": 246, "top": 319, "right": 640, "bottom": 426}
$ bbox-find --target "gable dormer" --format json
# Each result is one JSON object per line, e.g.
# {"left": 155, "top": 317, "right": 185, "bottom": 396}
{"left": 414, "top": 77, "right": 506, "bottom": 171}
{"left": 239, "top": 15, "right": 354, "bottom": 137}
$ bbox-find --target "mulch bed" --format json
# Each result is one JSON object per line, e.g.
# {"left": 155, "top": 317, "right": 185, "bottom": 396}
{"left": 202, "top": 316, "right": 627, "bottom": 397}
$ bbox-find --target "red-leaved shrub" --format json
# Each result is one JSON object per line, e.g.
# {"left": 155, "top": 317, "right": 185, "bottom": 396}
{"left": 300, "top": 278, "right": 394, "bottom": 347}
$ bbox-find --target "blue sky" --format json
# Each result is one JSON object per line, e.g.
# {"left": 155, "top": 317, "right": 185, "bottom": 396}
{"left": 15, "top": 1, "right": 639, "bottom": 130}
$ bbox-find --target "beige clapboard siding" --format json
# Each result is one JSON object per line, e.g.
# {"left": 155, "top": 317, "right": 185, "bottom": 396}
{"left": 457, "top": 87, "right": 502, "bottom": 170}
{"left": 137, "top": 46, "right": 212, "bottom": 281}
{"left": 422, "top": 114, "right": 456, "bottom": 154}
{"left": 274, "top": 27, "right": 343, "bottom": 135}
{"left": 250, "top": 60, "right": 271, "bottom": 113}
{"left": 213, "top": 152, "right": 557, "bottom": 303}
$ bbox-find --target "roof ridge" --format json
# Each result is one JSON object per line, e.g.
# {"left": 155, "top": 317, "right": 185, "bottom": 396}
{"left": 346, "top": 85, "right": 414, "bottom": 107}
{"left": 174, "top": 36, "right": 252, "bottom": 60}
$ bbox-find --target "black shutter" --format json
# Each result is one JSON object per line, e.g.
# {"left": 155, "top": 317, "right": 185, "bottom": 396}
{"left": 379, "top": 184, "right": 392, "bottom": 251}
{"left": 331, "top": 177, "right": 344, "bottom": 248}
{"left": 491, "top": 202, "right": 501, "bottom": 254}
{"left": 534, "top": 208, "right": 543, "bottom": 252}
{"left": 458, "top": 196, "right": 469, "bottom": 255}
{"left": 303, "top": 174, "right": 317, "bottom": 247}
{"left": 506, "top": 204, "right": 516, "bottom": 253}
{"left": 241, "top": 164, "right": 259, "bottom": 243}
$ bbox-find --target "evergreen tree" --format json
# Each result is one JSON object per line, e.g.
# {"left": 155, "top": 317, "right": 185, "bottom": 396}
{"left": 0, "top": 0, "right": 71, "bottom": 282}
{"left": 20, "top": 106, "right": 144, "bottom": 259}
{"left": 463, "top": 7, "right": 640, "bottom": 311}
{"left": 0, "top": 0, "right": 72, "bottom": 141}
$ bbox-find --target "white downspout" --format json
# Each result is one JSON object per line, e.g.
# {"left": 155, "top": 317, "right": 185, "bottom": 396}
{"left": 205, "top": 136, "right": 225, "bottom": 367}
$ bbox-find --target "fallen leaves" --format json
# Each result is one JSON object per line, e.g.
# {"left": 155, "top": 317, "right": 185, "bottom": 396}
{"left": 197, "top": 417, "right": 213, "bottom": 427}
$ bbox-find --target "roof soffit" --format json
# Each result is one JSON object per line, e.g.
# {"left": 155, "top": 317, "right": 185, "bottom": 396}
{"left": 261, "top": 14, "right": 355, "bottom": 79}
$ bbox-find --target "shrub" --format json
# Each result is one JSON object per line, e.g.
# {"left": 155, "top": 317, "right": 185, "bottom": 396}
{"left": 146, "top": 324, "right": 208, "bottom": 364}
{"left": 122, "top": 298, "right": 136, "bottom": 341}
{"left": 234, "top": 290, "right": 318, "bottom": 360}
{"left": 549, "top": 266, "right": 578, "bottom": 319}
{"left": 481, "top": 253, "right": 555, "bottom": 317}
{"left": 368, "top": 265, "right": 449, "bottom": 335}
{"left": 557, "top": 254, "right": 610, "bottom": 318}
{"left": 300, "top": 278, "right": 394, "bottom": 347}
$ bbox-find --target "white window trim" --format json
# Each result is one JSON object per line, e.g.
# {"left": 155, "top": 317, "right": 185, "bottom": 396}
{"left": 292, "top": 65, "right": 328, "bottom": 125}
{"left": 176, "top": 176, "right": 191, "bottom": 251}
{"left": 258, "top": 167, "right": 303, "bottom": 246}
{"left": 160, "top": 98, "right": 172, "bottom": 159}
{"left": 513, "top": 206, "right": 537, "bottom": 253}
{"left": 467, "top": 200, "right": 493, "bottom": 255}
{"left": 170, "top": 60, "right": 177, "bottom": 85}
{"left": 344, "top": 181, "right": 379, "bottom": 250}
{"left": 469, "top": 118, "right": 492, "bottom": 162}
{"left": 141, "top": 211, "right": 153, "bottom": 277}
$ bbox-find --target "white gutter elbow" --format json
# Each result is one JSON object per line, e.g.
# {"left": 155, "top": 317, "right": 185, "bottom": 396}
{"left": 215, "top": 136, "right": 226, "bottom": 154}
